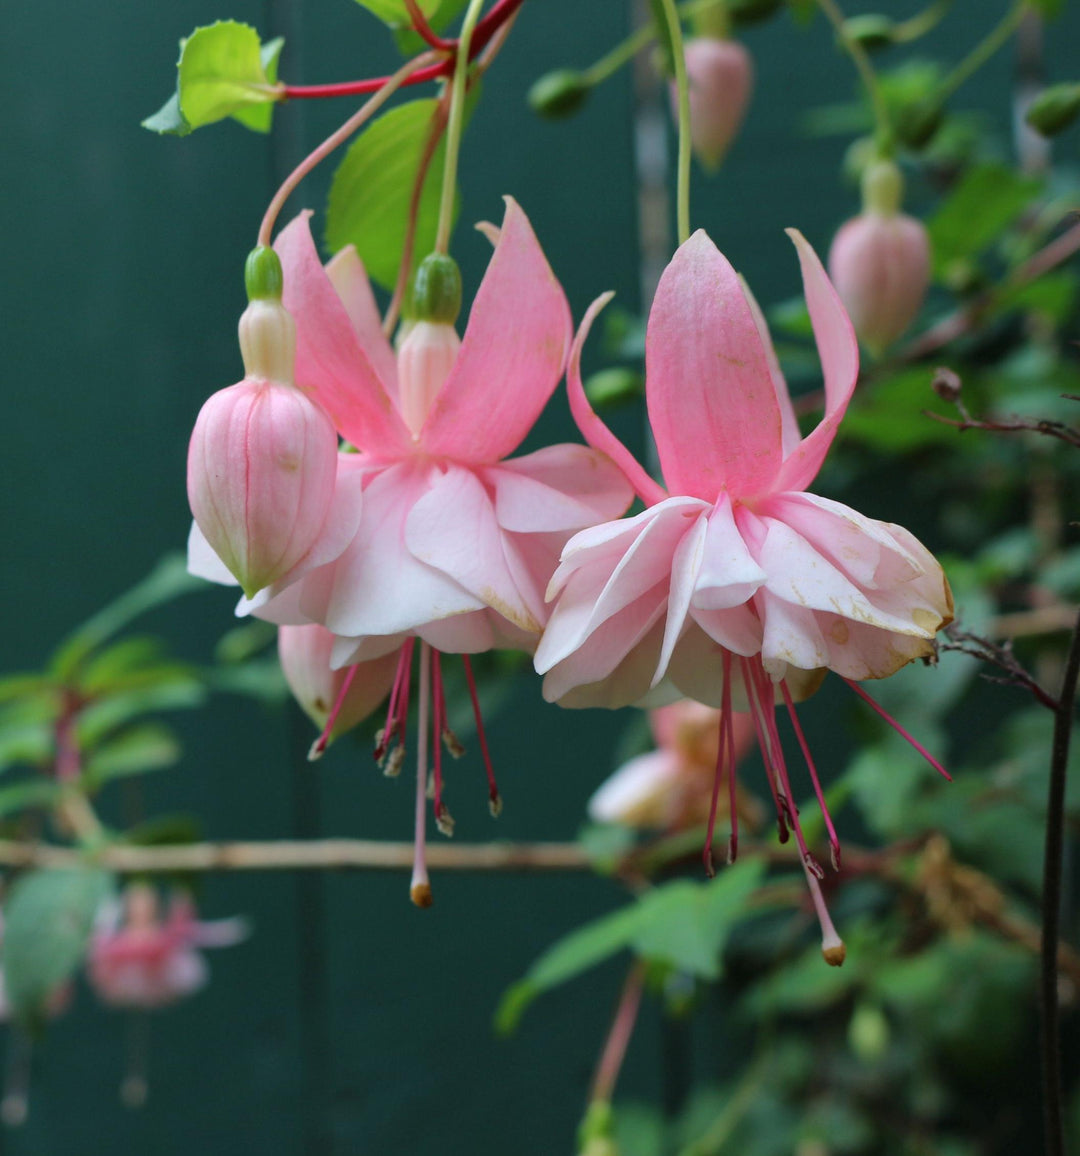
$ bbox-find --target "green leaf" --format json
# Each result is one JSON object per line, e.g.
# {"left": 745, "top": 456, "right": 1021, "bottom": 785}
{"left": 231, "top": 36, "right": 285, "bottom": 133}
{"left": 1029, "top": 0, "right": 1064, "bottom": 17}
{"left": 496, "top": 861, "right": 764, "bottom": 1032}
{"left": 81, "top": 723, "right": 181, "bottom": 788}
{"left": 927, "top": 164, "right": 1042, "bottom": 279}
{"left": 0, "top": 674, "right": 55, "bottom": 705}
{"left": 52, "top": 554, "right": 203, "bottom": 681}
{"left": 141, "top": 92, "right": 192, "bottom": 137}
{"left": 0, "top": 708, "right": 53, "bottom": 776}
{"left": 0, "top": 779, "right": 63, "bottom": 819}
{"left": 325, "top": 98, "right": 453, "bottom": 292}
{"left": 354, "top": 0, "right": 442, "bottom": 26}
{"left": 177, "top": 22, "right": 284, "bottom": 133}
{"left": 2, "top": 868, "right": 114, "bottom": 1023}
{"left": 77, "top": 680, "right": 206, "bottom": 748}
{"left": 394, "top": 0, "right": 467, "bottom": 52}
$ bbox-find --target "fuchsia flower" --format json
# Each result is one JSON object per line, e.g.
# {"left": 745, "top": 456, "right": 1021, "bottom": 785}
{"left": 535, "top": 228, "right": 953, "bottom": 962}
{"left": 189, "top": 198, "right": 632, "bottom": 903}
{"left": 588, "top": 700, "right": 760, "bottom": 833}
{"left": 671, "top": 38, "right": 753, "bottom": 171}
{"left": 88, "top": 885, "right": 247, "bottom": 1010}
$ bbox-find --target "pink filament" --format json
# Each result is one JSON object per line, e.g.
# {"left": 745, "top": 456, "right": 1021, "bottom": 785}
{"left": 780, "top": 680, "right": 841, "bottom": 869}
{"left": 462, "top": 655, "right": 500, "bottom": 810}
{"left": 310, "top": 664, "right": 359, "bottom": 759}
{"left": 431, "top": 649, "right": 446, "bottom": 822}
{"left": 740, "top": 657, "right": 789, "bottom": 843}
{"left": 376, "top": 643, "right": 414, "bottom": 761}
{"left": 723, "top": 653, "right": 738, "bottom": 864}
{"left": 841, "top": 677, "right": 952, "bottom": 781}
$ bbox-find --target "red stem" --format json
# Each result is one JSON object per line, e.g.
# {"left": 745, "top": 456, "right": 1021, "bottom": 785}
{"left": 404, "top": 0, "right": 455, "bottom": 50}
{"left": 282, "top": 0, "right": 526, "bottom": 100}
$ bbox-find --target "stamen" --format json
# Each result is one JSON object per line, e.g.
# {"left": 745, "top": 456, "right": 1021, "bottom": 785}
{"left": 383, "top": 745, "right": 405, "bottom": 778}
{"left": 394, "top": 639, "right": 416, "bottom": 761}
{"left": 308, "top": 664, "right": 359, "bottom": 761}
{"left": 802, "top": 861, "right": 846, "bottom": 967}
{"left": 841, "top": 677, "right": 952, "bottom": 781}
{"left": 780, "top": 680, "right": 842, "bottom": 870}
{"left": 703, "top": 650, "right": 735, "bottom": 876}
{"left": 431, "top": 650, "right": 454, "bottom": 838}
{"left": 723, "top": 654, "right": 738, "bottom": 865}
{"left": 410, "top": 643, "right": 433, "bottom": 908}
{"left": 462, "top": 655, "right": 502, "bottom": 817}
{"left": 747, "top": 661, "right": 826, "bottom": 880}
{"left": 740, "top": 657, "right": 789, "bottom": 843}
{"left": 376, "top": 642, "right": 414, "bottom": 763}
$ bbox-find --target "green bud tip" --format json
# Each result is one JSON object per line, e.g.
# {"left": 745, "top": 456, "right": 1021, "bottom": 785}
{"left": 727, "top": 0, "right": 784, "bottom": 26}
{"left": 861, "top": 158, "right": 903, "bottom": 216}
{"left": 528, "top": 69, "right": 590, "bottom": 119}
{"left": 412, "top": 253, "right": 462, "bottom": 325}
{"left": 842, "top": 14, "right": 896, "bottom": 51}
{"left": 895, "top": 99, "right": 944, "bottom": 150}
{"left": 245, "top": 246, "right": 283, "bottom": 302}
{"left": 1025, "top": 83, "right": 1080, "bottom": 138}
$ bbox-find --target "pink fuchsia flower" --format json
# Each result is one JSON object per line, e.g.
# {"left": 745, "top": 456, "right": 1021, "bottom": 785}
{"left": 588, "top": 700, "right": 762, "bottom": 837}
{"left": 828, "top": 160, "right": 931, "bottom": 355}
{"left": 670, "top": 38, "right": 753, "bottom": 171}
{"left": 278, "top": 623, "right": 399, "bottom": 751}
{"left": 535, "top": 228, "right": 953, "bottom": 963}
{"left": 87, "top": 885, "right": 247, "bottom": 1010}
{"left": 212, "top": 199, "right": 632, "bottom": 905}
{"left": 187, "top": 253, "right": 364, "bottom": 600}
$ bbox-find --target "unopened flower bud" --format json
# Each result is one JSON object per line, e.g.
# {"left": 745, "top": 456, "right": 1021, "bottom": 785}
{"left": 187, "top": 298, "right": 339, "bottom": 599}
{"left": 827, "top": 196, "right": 931, "bottom": 356}
{"left": 670, "top": 38, "right": 753, "bottom": 171}
{"left": 895, "top": 98, "right": 944, "bottom": 150}
{"left": 842, "top": 14, "right": 896, "bottom": 51}
{"left": 244, "top": 245, "right": 284, "bottom": 302}
{"left": 528, "top": 69, "right": 591, "bottom": 118}
{"left": 1025, "top": 83, "right": 1080, "bottom": 137}
{"left": 931, "top": 366, "right": 962, "bottom": 403}
{"left": 278, "top": 625, "right": 398, "bottom": 746}
{"left": 849, "top": 1001, "right": 890, "bottom": 1061}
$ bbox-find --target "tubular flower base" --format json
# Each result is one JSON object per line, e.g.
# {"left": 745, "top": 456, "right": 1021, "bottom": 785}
{"left": 536, "top": 228, "right": 953, "bottom": 962}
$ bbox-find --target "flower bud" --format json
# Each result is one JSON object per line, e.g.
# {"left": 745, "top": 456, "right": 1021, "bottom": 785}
{"left": 1025, "top": 83, "right": 1080, "bottom": 137}
{"left": 187, "top": 297, "right": 339, "bottom": 599}
{"left": 828, "top": 174, "right": 931, "bottom": 356}
{"left": 727, "top": 0, "right": 784, "bottom": 26}
{"left": 895, "top": 98, "right": 944, "bottom": 150}
{"left": 411, "top": 253, "right": 462, "bottom": 325}
{"left": 670, "top": 38, "right": 753, "bottom": 171}
{"left": 528, "top": 69, "right": 591, "bottom": 118}
{"left": 842, "top": 14, "right": 896, "bottom": 51}
{"left": 278, "top": 625, "right": 398, "bottom": 744}
{"left": 397, "top": 320, "right": 461, "bottom": 437}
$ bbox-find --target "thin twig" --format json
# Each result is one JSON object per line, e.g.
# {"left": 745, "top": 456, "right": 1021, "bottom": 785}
{"left": 923, "top": 408, "right": 1080, "bottom": 449}
{"left": 941, "top": 623, "right": 1058, "bottom": 710}
{"left": 590, "top": 959, "right": 647, "bottom": 1104}
{"left": 0, "top": 838, "right": 590, "bottom": 873}
{"left": 1041, "top": 607, "right": 1080, "bottom": 1156}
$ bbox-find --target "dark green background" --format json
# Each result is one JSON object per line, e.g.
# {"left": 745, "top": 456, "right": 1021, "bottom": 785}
{"left": 3, "top": 1, "right": 1079, "bottom": 1152}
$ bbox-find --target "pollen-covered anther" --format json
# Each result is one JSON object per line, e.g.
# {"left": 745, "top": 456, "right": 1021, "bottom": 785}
{"left": 822, "top": 933, "right": 847, "bottom": 968}
{"left": 410, "top": 881, "right": 434, "bottom": 909}
{"left": 488, "top": 790, "right": 504, "bottom": 819}
{"left": 804, "top": 853, "right": 826, "bottom": 881}
{"left": 435, "top": 804, "right": 456, "bottom": 838}
{"left": 307, "top": 737, "right": 326, "bottom": 762}
{"left": 443, "top": 728, "right": 466, "bottom": 759}
{"left": 384, "top": 746, "right": 405, "bottom": 778}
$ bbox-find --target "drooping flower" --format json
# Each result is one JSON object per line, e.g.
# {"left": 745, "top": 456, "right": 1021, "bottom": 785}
{"left": 671, "top": 38, "right": 753, "bottom": 170}
{"left": 87, "top": 884, "right": 247, "bottom": 1009}
{"left": 535, "top": 227, "right": 952, "bottom": 962}
{"left": 588, "top": 700, "right": 762, "bottom": 837}
{"left": 190, "top": 199, "right": 633, "bottom": 904}
{"left": 828, "top": 159, "right": 931, "bottom": 355}
{"left": 186, "top": 250, "right": 363, "bottom": 599}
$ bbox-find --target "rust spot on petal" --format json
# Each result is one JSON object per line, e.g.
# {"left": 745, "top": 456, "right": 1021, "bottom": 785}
{"left": 829, "top": 620, "right": 850, "bottom": 645}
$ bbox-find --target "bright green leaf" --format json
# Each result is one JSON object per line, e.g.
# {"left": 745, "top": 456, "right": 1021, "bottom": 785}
{"left": 2, "top": 869, "right": 114, "bottom": 1024}
{"left": 325, "top": 98, "right": 454, "bottom": 291}
{"left": 232, "top": 36, "right": 285, "bottom": 133}
{"left": 0, "top": 674, "right": 55, "bottom": 705}
{"left": 177, "top": 22, "right": 284, "bottom": 133}
{"left": 141, "top": 92, "right": 193, "bottom": 137}
{"left": 928, "top": 164, "right": 1042, "bottom": 278}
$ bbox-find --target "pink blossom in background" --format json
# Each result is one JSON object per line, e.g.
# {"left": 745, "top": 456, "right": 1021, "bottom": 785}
{"left": 88, "top": 885, "right": 247, "bottom": 1010}
{"left": 588, "top": 700, "right": 762, "bottom": 832}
